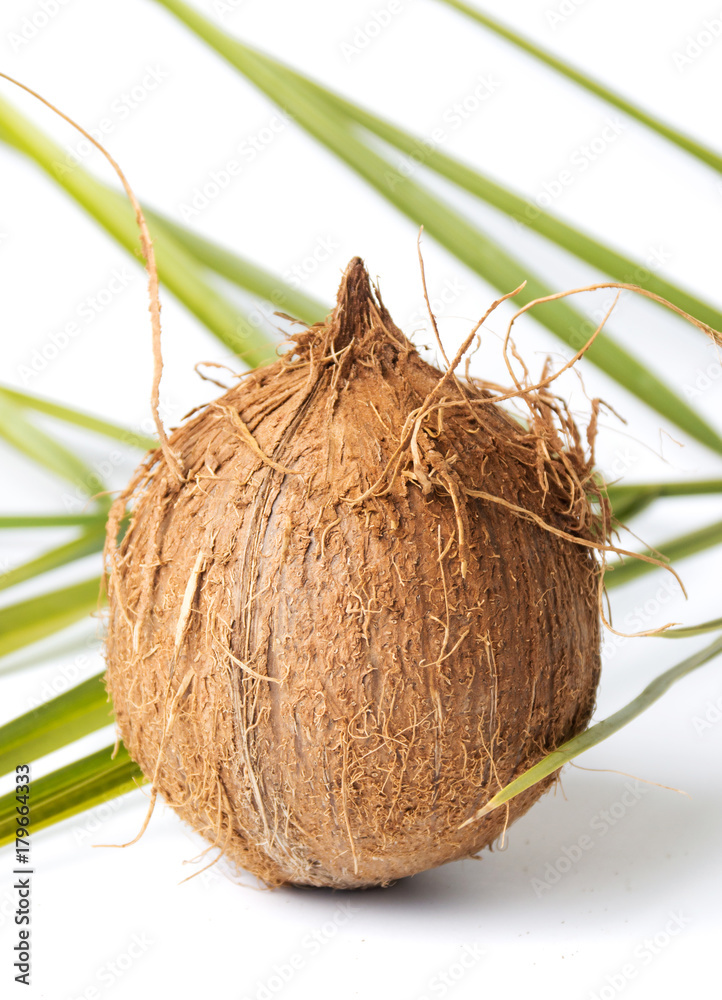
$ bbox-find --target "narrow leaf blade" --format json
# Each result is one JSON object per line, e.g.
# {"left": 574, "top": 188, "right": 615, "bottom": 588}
{"left": 145, "top": 210, "right": 328, "bottom": 327}
{"left": 661, "top": 618, "right": 722, "bottom": 639}
{"left": 434, "top": 0, "right": 722, "bottom": 174}
{"left": 0, "top": 392, "right": 99, "bottom": 489}
{"left": 0, "top": 513, "right": 108, "bottom": 530}
{"left": 0, "top": 745, "right": 144, "bottom": 846}
{"left": 0, "top": 385, "right": 157, "bottom": 451}
{"left": 606, "top": 519, "right": 722, "bottom": 589}
{"left": 153, "top": 0, "right": 722, "bottom": 456}
{"left": 0, "top": 672, "right": 110, "bottom": 777}
{"left": 0, "top": 577, "right": 103, "bottom": 661}
{"left": 0, "top": 528, "right": 106, "bottom": 593}
{"left": 0, "top": 95, "right": 277, "bottom": 367}
{"left": 466, "top": 633, "right": 722, "bottom": 823}
{"left": 231, "top": 40, "right": 722, "bottom": 333}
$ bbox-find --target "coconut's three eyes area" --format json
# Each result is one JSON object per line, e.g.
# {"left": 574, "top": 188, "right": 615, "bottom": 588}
{"left": 104, "top": 259, "right": 601, "bottom": 889}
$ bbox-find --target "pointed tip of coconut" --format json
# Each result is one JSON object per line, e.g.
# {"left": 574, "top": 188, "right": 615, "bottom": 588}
{"left": 327, "top": 257, "right": 408, "bottom": 358}
{"left": 287, "top": 257, "right": 409, "bottom": 366}
{"left": 331, "top": 257, "right": 375, "bottom": 347}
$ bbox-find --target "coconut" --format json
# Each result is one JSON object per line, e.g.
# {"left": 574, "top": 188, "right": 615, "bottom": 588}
{"left": 104, "top": 258, "right": 604, "bottom": 889}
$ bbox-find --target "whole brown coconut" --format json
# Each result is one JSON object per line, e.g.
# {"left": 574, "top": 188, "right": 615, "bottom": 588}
{"left": 105, "top": 259, "right": 603, "bottom": 889}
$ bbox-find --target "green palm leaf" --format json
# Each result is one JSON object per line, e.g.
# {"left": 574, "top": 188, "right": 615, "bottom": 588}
{"left": 152, "top": 0, "right": 722, "bottom": 457}
{"left": 0, "top": 385, "right": 157, "bottom": 451}
{"left": 0, "top": 96, "right": 276, "bottom": 367}
{"left": 607, "top": 478, "right": 722, "bottom": 522}
{"left": 0, "top": 529, "right": 106, "bottom": 594}
{"left": 145, "top": 210, "right": 327, "bottom": 326}
{"left": 0, "top": 745, "right": 143, "bottom": 847}
{"left": 0, "top": 513, "right": 107, "bottom": 529}
{"left": 0, "top": 578, "right": 103, "bottom": 661}
{"left": 463, "top": 632, "right": 722, "bottom": 825}
{"left": 434, "top": 0, "right": 722, "bottom": 174}
{"left": 606, "top": 519, "right": 722, "bottom": 589}
{"left": 0, "top": 392, "right": 100, "bottom": 490}
{"left": 0, "top": 673, "right": 110, "bottom": 777}
{"left": 201, "top": 34, "right": 722, "bottom": 333}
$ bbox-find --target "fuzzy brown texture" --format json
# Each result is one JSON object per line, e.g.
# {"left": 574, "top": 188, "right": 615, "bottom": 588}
{"left": 104, "top": 258, "right": 604, "bottom": 889}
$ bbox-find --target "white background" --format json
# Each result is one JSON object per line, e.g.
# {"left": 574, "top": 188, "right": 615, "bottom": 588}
{"left": 1, "top": 0, "right": 721, "bottom": 997}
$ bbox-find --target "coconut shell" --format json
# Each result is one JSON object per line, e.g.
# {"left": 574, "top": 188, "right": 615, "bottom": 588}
{"left": 104, "top": 258, "right": 602, "bottom": 889}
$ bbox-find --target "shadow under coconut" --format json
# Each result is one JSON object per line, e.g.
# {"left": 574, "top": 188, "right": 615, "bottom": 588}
{"left": 279, "top": 779, "right": 719, "bottom": 930}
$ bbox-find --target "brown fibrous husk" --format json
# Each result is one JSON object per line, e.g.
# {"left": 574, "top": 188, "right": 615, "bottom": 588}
{"left": 104, "top": 258, "right": 607, "bottom": 889}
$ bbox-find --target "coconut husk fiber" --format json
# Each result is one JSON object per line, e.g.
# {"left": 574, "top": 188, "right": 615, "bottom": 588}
{"left": 104, "top": 258, "right": 605, "bottom": 889}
